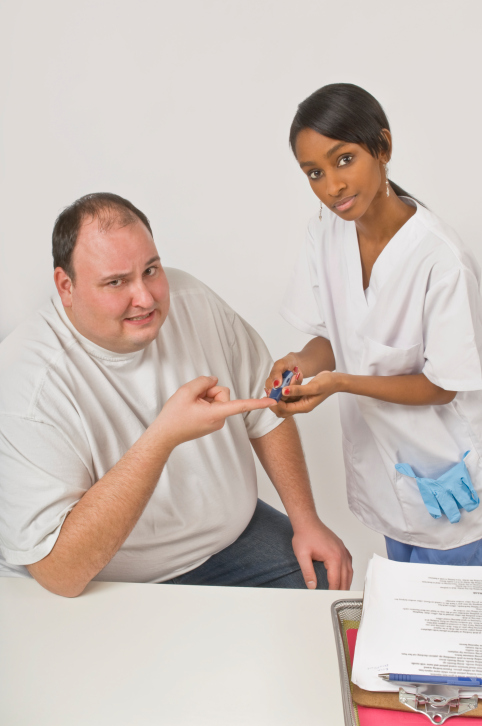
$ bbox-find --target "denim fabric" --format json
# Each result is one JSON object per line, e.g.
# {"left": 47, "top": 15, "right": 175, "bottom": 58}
{"left": 162, "top": 499, "right": 329, "bottom": 589}
{"left": 385, "top": 535, "right": 482, "bottom": 565}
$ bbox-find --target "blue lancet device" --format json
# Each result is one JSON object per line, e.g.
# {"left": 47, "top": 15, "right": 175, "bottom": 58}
{"left": 269, "top": 370, "right": 295, "bottom": 402}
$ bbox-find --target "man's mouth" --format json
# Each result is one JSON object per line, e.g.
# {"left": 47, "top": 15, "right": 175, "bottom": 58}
{"left": 124, "top": 310, "right": 156, "bottom": 324}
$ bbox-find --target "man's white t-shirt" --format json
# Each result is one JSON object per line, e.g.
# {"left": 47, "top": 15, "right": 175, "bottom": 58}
{"left": 0, "top": 268, "right": 281, "bottom": 582}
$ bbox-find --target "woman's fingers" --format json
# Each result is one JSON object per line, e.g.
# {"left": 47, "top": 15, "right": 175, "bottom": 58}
{"left": 294, "top": 369, "right": 303, "bottom": 385}
{"left": 265, "top": 356, "right": 300, "bottom": 392}
{"left": 281, "top": 382, "right": 314, "bottom": 398}
{"left": 274, "top": 397, "right": 320, "bottom": 416}
{"left": 281, "top": 371, "right": 335, "bottom": 400}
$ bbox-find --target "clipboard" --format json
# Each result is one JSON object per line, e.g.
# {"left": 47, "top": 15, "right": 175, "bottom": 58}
{"left": 331, "top": 599, "right": 482, "bottom": 725}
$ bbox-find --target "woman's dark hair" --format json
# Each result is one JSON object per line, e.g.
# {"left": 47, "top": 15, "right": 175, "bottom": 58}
{"left": 289, "top": 83, "right": 415, "bottom": 200}
{"left": 52, "top": 192, "right": 153, "bottom": 281}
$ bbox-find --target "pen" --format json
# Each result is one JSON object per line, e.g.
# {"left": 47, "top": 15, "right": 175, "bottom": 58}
{"left": 269, "top": 370, "right": 295, "bottom": 402}
{"left": 379, "top": 674, "right": 482, "bottom": 687}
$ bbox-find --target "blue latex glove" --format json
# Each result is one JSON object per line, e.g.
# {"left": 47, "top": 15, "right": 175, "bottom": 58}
{"left": 395, "top": 452, "right": 480, "bottom": 524}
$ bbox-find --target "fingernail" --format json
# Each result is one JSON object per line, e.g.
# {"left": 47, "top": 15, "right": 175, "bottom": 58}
{"left": 264, "top": 388, "right": 269, "bottom": 396}
{"left": 294, "top": 366, "right": 299, "bottom": 373}
{"left": 295, "top": 373, "right": 300, "bottom": 380}
{"left": 307, "top": 580, "right": 316, "bottom": 590}
{"left": 273, "top": 379, "right": 280, "bottom": 387}
{"left": 282, "top": 387, "right": 290, "bottom": 395}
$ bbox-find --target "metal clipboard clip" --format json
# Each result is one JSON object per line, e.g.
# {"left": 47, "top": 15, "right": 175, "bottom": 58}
{"left": 398, "top": 685, "right": 479, "bottom": 724}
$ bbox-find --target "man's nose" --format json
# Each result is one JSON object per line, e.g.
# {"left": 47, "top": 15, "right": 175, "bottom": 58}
{"left": 130, "top": 279, "right": 155, "bottom": 309}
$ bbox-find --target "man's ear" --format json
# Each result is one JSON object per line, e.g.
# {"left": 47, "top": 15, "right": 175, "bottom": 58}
{"left": 54, "top": 267, "right": 74, "bottom": 308}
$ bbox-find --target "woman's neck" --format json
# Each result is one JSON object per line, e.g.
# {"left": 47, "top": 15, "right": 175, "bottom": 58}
{"left": 355, "top": 189, "right": 416, "bottom": 246}
{"left": 355, "top": 189, "right": 417, "bottom": 290}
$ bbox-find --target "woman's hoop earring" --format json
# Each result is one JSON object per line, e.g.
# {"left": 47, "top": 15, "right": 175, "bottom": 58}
{"left": 319, "top": 201, "right": 323, "bottom": 221}
{"left": 385, "top": 165, "right": 390, "bottom": 197}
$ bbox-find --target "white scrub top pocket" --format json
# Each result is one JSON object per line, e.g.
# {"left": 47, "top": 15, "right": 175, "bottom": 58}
{"left": 393, "top": 448, "right": 482, "bottom": 544}
{"left": 360, "top": 338, "right": 423, "bottom": 377}
{"left": 395, "top": 451, "right": 480, "bottom": 524}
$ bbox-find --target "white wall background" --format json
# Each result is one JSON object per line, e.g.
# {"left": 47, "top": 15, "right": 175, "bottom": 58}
{"left": 1, "top": 0, "right": 481, "bottom": 589}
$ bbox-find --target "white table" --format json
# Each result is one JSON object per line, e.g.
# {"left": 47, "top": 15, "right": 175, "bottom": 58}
{"left": 0, "top": 578, "right": 361, "bottom": 725}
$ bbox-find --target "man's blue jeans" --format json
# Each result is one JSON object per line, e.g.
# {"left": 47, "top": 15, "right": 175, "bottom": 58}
{"left": 162, "top": 499, "right": 329, "bottom": 589}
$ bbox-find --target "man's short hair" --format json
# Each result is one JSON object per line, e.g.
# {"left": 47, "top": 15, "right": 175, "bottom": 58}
{"left": 52, "top": 192, "right": 153, "bottom": 281}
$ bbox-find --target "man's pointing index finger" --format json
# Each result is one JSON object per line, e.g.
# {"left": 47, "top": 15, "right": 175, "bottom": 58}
{"left": 218, "top": 397, "right": 276, "bottom": 419}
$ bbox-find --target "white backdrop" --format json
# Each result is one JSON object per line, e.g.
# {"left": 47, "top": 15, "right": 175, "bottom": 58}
{"left": 1, "top": 0, "right": 481, "bottom": 589}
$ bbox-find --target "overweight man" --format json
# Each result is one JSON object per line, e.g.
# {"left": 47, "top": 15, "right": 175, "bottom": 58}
{"left": 0, "top": 193, "right": 352, "bottom": 597}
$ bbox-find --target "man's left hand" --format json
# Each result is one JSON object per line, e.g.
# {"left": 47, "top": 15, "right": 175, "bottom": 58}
{"left": 291, "top": 517, "right": 353, "bottom": 590}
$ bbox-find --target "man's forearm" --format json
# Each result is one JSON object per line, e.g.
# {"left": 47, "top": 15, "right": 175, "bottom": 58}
{"left": 27, "top": 376, "right": 275, "bottom": 598}
{"left": 250, "top": 418, "right": 318, "bottom": 527}
{"left": 250, "top": 418, "right": 353, "bottom": 590}
{"left": 27, "top": 423, "right": 174, "bottom": 598}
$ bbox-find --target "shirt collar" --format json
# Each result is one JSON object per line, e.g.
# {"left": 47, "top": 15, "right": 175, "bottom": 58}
{"left": 52, "top": 294, "right": 144, "bottom": 362}
{"left": 343, "top": 197, "right": 420, "bottom": 308}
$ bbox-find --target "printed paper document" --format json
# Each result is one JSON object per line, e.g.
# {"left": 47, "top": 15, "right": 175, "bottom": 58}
{"left": 351, "top": 555, "right": 482, "bottom": 692}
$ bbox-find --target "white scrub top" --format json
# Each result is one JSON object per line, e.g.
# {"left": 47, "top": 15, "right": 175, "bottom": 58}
{"left": 281, "top": 199, "right": 482, "bottom": 548}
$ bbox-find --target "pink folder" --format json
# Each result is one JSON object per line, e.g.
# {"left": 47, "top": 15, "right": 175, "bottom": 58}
{"left": 346, "top": 629, "right": 482, "bottom": 725}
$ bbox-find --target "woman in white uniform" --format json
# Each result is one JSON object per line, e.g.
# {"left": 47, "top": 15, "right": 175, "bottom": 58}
{"left": 267, "top": 83, "right": 482, "bottom": 565}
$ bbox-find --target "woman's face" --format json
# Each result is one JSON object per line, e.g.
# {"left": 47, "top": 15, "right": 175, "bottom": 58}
{"left": 294, "top": 128, "right": 389, "bottom": 221}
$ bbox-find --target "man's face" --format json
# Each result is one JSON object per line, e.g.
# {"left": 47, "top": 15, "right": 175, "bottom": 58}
{"left": 57, "top": 218, "right": 170, "bottom": 354}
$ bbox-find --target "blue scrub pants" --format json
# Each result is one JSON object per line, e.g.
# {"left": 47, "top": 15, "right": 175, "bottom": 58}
{"left": 162, "top": 499, "right": 329, "bottom": 589}
{"left": 385, "top": 536, "right": 482, "bottom": 565}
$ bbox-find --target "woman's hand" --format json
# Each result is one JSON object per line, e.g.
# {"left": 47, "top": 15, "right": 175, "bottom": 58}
{"left": 274, "top": 370, "right": 339, "bottom": 418}
{"left": 265, "top": 340, "right": 337, "bottom": 406}
{"left": 265, "top": 354, "right": 303, "bottom": 397}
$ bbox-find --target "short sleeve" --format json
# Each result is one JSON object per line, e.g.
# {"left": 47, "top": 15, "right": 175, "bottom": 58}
{"left": 228, "top": 315, "right": 283, "bottom": 439}
{"left": 279, "top": 223, "right": 330, "bottom": 340}
{"left": 0, "top": 415, "right": 92, "bottom": 565}
{"left": 422, "top": 267, "right": 482, "bottom": 390}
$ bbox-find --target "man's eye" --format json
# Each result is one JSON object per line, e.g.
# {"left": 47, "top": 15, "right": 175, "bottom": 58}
{"left": 338, "top": 155, "right": 353, "bottom": 166}
{"left": 309, "top": 170, "right": 322, "bottom": 180}
{"left": 109, "top": 279, "right": 123, "bottom": 287}
{"left": 144, "top": 266, "right": 157, "bottom": 276}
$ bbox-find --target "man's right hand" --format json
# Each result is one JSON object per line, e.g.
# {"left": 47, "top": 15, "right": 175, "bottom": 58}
{"left": 155, "top": 376, "right": 276, "bottom": 448}
{"left": 26, "top": 376, "right": 275, "bottom": 598}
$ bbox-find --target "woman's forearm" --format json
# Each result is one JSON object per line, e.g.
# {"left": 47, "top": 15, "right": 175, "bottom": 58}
{"left": 295, "top": 337, "right": 336, "bottom": 378}
{"left": 336, "top": 372, "right": 456, "bottom": 406}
